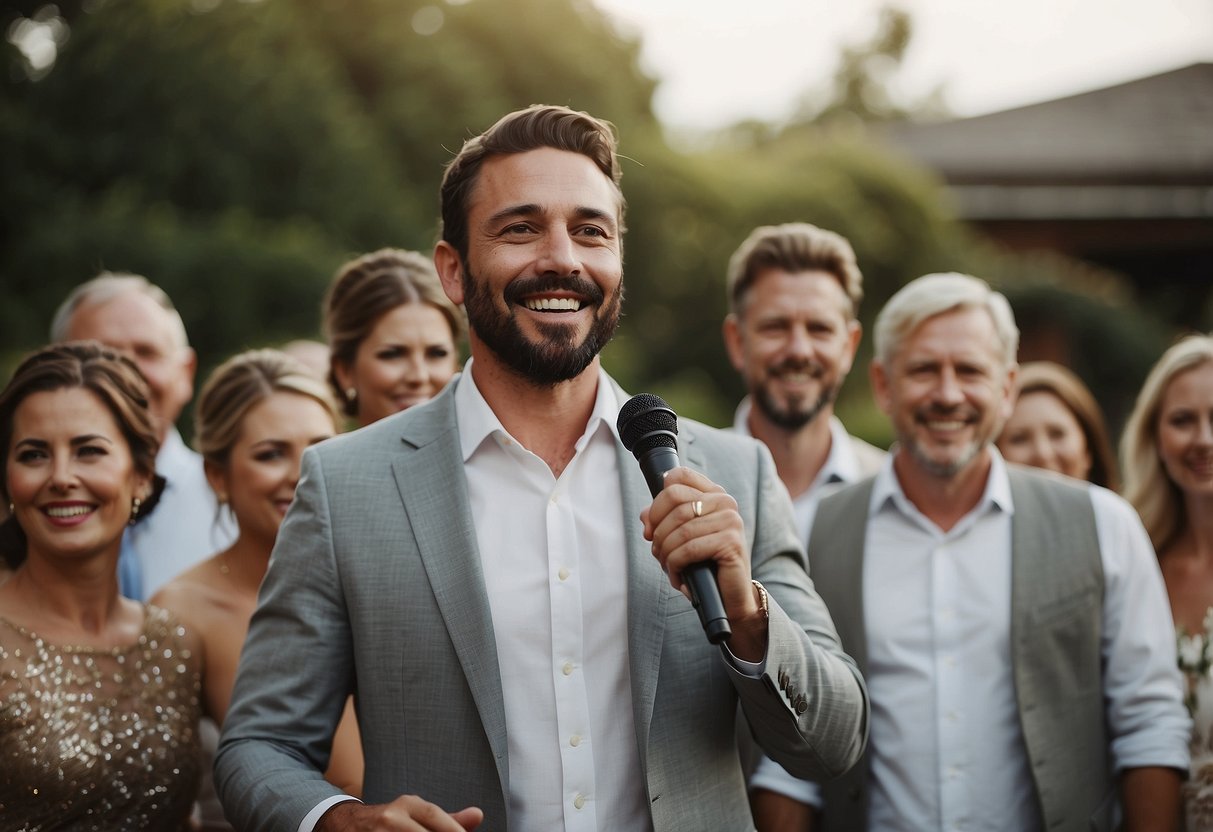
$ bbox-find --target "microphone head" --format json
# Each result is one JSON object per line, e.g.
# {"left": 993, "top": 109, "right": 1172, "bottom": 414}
{"left": 617, "top": 393, "right": 678, "bottom": 457}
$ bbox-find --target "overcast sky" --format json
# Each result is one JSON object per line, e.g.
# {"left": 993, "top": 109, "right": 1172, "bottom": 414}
{"left": 591, "top": 0, "right": 1213, "bottom": 131}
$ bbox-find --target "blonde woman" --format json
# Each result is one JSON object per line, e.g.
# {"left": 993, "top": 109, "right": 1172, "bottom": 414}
{"left": 152, "top": 349, "right": 359, "bottom": 829}
{"left": 324, "top": 248, "right": 464, "bottom": 428}
{"left": 1123, "top": 334, "right": 1213, "bottom": 829}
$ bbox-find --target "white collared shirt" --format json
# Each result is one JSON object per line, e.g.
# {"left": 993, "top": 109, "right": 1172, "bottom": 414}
{"left": 732, "top": 398, "right": 875, "bottom": 542}
{"left": 455, "top": 360, "right": 650, "bottom": 832}
{"left": 861, "top": 451, "right": 1188, "bottom": 831}
{"left": 128, "top": 428, "right": 235, "bottom": 599}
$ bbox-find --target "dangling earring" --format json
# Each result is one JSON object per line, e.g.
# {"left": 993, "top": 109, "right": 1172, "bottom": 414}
{"left": 129, "top": 496, "right": 142, "bottom": 526}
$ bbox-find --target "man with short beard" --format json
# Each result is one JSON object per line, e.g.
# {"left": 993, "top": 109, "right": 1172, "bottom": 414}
{"left": 722, "top": 223, "right": 885, "bottom": 829}
{"left": 216, "top": 105, "right": 869, "bottom": 832}
{"left": 723, "top": 223, "right": 884, "bottom": 544}
{"left": 802, "top": 273, "right": 1189, "bottom": 831}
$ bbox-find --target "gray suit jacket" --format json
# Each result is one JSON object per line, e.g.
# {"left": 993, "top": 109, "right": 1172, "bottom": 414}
{"left": 215, "top": 375, "right": 868, "bottom": 832}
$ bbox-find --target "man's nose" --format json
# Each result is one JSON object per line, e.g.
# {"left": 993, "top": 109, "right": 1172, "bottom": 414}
{"left": 536, "top": 229, "right": 581, "bottom": 276}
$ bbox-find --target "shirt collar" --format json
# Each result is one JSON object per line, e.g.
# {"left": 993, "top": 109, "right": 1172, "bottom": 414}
{"left": 732, "top": 395, "right": 857, "bottom": 487}
{"left": 872, "top": 444, "right": 1015, "bottom": 520}
{"left": 454, "top": 358, "right": 620, "bottom": 463}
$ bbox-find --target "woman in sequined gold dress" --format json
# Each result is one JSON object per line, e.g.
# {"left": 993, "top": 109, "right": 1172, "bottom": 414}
{"left": 150, "top": 350, "right": 356, "bottom": 829}
{"left": 1123, "top": 334, "right": 1213, "bottom": 830}
{"left": 0, "top": 342, "right": 202, "bottom": 831}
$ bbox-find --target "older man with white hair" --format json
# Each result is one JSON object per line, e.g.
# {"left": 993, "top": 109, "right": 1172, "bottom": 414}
{"left": 52, "top": 272, "right": 234, "bottom": 598}
{"left": 800, "top": 272, "right": 1189, "bottom": 831}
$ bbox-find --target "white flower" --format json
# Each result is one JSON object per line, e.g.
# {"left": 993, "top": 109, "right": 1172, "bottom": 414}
{"left": 1179, "top": 633, "right": 1207, "bottom": 670}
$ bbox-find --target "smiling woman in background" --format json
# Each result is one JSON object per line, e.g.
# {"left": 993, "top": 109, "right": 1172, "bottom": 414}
{"left": 151, "top": 349, "right": 356, "bottom": 830}
{"left": 996, "top": 360, "right": 1119, "bottom": 490}
{"left": 1122, "top": 334, "right": 1213, "bottom": 829}
{"left": 324, "top": 248, "right": 465, "bottom": 428}
{"left": 0, "top": 341, "right": 201, "bottom": 829}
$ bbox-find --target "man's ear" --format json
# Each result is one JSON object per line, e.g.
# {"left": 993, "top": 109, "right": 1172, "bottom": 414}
{"left": 999, "top": 362, "right": 1020, "bottom": 424}
{"left": 180, "top": 346, "right": 198, "bottom": 401}
{"left": 870, "top": 358, "right": 892, "bottom": 416}
{"left": 841, "top": 319, "right": 862, "bottom": 375}
{"left": 722, "top": 314, "right": 746, "bottom": 374}
{"left": 433, "top": 242, "right": 466, "bottom": 306}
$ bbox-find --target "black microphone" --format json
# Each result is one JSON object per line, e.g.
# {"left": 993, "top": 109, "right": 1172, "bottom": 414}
{"left": 617, "top": 393, "right": 731, "bottom": 645}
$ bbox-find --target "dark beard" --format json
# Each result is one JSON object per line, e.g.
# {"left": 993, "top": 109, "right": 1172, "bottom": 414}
{"left": 753, "top": 385, "right": 834, "bottom": 430}
{"left": 461, "top": 267, "right": 623, "bottom": 386}
{"left": 751, "top": 359, "right": 836, "bottom": 430}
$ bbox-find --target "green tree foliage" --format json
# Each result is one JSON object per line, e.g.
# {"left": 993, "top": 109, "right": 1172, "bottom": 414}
{"left": 1, "top": 0, "right": 1172, "bottom": 438}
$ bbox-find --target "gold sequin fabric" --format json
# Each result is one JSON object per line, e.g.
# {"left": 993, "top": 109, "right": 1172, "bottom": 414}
{"left": 0, "top": 605, "right": 202, "bottom": 831}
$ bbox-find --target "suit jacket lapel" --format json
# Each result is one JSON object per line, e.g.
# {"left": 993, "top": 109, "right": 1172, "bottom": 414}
{"left": 391, "top": 378, "right": 510, "bottom": 795}
{"left": 617, "top": 377, "right": 706, "bottom": 770}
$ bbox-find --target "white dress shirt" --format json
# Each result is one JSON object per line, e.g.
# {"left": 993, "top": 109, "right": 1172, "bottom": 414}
{"left": 456, "top": 362, "right": 650, "bottom": 832}
{"left": 859, "top": 451, "right": 1188, "bottom": 831}
{"left": 126, "top": 428, "right": 235, "bottom": 599}
{"left": 732, "top": 398, "right": 879, "bottom": 543}
{"left": 297, "top": 367, "right": 770, "bottom": 832}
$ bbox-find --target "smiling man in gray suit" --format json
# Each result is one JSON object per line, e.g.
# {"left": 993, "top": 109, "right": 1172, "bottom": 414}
{"left": 215, "top": 104, "right": 868, "bottom": 832}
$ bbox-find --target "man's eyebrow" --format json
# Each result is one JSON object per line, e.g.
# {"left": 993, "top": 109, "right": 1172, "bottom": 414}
{"left": 484, "top": 204, "right": 619, "bottom": 232}
{"left": 573, "top": 206, "right": 618, "bottom": 231}
{"left": 485, "top": 204, "right": 542, "bottom": 226}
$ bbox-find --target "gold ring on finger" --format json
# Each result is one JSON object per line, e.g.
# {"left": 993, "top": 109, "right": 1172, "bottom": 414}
{"left": 692, "top": 500, "right": 704, "bottom": 518}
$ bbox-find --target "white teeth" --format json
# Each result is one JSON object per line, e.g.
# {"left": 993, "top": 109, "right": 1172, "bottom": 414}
{"left": 928, "top": 420, "right": 966, "bottom": 431}
{"left": 525, "top": 298, "right": 582, "bottom": 312}
{"left": 46, "top": 505, "right": 91, "bottom": 518}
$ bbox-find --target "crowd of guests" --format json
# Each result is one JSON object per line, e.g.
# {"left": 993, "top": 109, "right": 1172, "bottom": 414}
{"left": 0, "top": 102, "right": 1211, "bottom": 831}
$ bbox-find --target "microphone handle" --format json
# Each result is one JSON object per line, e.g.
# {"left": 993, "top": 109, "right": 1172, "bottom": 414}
{"left": 638, "top": 447, "right": 732, "bottom": 644}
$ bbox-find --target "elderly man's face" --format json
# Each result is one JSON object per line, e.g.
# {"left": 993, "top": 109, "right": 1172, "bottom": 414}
{"left": 64, "top": 291, "right": 195, "bottom": 441}
{"left": 872, "top": 306, "right": 1016, "bottom": 480}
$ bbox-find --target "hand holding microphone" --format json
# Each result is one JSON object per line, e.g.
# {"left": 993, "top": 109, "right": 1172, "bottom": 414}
{"left": 618, "top": 394, "right": 767, "bottom": 656}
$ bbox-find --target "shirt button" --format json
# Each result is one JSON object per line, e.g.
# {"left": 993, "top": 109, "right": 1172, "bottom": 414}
{"left": 562, "top": 662, "right": 574, "bottom": 676}
{"left": 570, "top": 734, "right": 581, "bottom": 747}
{"left": 558, "top": 567, "right": 570, "bottom": 581}
{"left": 573, "top": 794, "right": 586, "bottom": 810}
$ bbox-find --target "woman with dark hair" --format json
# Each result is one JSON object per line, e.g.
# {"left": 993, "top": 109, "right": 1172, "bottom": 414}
{"left": 0, "top": 341, "right": 201, "bottom": 829}
{"left": 996, "top": 361, "right": 1119, "bottom": 490}
{"left": 324, "top": 248, "right": 464, "bottom": 428}
{"left": 152, "top": 349, "right": 355, "bottom": 829}
{"left": 1122, "top": 334, "right": 1213, "bottom": 828}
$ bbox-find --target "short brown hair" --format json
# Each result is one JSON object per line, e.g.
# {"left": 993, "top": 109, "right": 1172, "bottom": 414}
{"left": 440, "top": 104, "right": 626, "bottom": 261}
{"left": 726, "top": 223, "right": 863, "bottom": 317}
{"left": 0, "top": 341, "right": 164, "bottom": 567}
{"left": 323, "top": 248, "right": 465, "bottom": 418}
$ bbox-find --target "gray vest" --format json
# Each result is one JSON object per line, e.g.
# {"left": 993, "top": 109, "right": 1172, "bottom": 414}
{"left": 808, "top": 466, "right": 1112, "bottom": 832}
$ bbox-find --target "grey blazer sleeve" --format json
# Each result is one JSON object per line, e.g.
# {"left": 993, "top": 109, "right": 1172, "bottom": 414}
{"left": 723, "top": 438, "right": 869, "bottom": 780}
{"left": 214, "top": 447, "right": 353, "bottom": 832}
